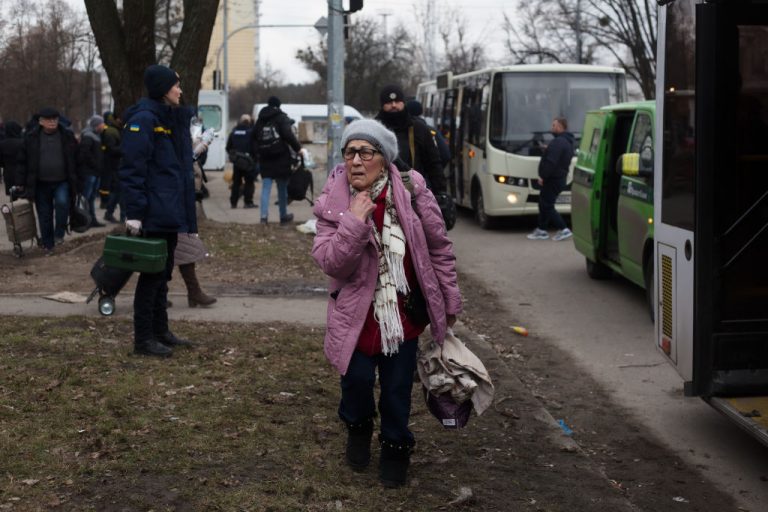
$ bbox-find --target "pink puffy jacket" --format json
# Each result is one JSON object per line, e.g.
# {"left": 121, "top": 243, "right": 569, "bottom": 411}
{"left": 312, "top": 164, "right": 463, "bottom": 375}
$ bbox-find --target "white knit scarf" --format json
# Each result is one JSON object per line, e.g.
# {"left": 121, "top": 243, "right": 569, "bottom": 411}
{"left": 351, "top": 175, "right": 409, "bottom": 355}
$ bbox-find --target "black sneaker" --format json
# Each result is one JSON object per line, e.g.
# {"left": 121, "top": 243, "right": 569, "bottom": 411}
{"left": 279, "top": 213, "right": 294, "bottom": 225}
{"left": 244, "top": 202, "right": 257, "bottom": 209}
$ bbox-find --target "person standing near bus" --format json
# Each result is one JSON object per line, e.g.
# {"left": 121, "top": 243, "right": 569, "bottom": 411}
{"left": 527, "top": 117, "right": 574, "bottom": 241}
{"left": 375, "top": 85, "right": 446, "bottom": 195}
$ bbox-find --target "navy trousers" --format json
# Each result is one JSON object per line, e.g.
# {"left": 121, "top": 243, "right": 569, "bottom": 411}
{"left": 133, "top": 231, "right": 177, "bottom": 343}
{"left": 537, "top": 177, "right": 567, "bottom": 231}
{"left": 339, "top": 339, "right": 418, "bottom": 446}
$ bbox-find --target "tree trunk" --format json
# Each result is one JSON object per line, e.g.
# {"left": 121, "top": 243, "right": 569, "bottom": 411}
{"left": 85, "top": 0, "right": 220, "bottom": 118}
{"left": 171, "top": 0, "right": 220, "bottom": 108}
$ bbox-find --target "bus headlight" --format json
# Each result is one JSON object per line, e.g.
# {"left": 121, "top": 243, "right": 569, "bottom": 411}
{"left": 507, "top": 193, "right": 519, "bottom": 204}
{"left": 494, "top": 175, "right": 529, "bottom": 187}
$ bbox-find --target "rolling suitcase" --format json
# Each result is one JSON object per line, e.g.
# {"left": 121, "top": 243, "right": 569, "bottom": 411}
{"left": 86, "top": 257, "right": 133, "bottom": 316}
{"left": 1, "top": 196, "right": 39, "bottom": 258}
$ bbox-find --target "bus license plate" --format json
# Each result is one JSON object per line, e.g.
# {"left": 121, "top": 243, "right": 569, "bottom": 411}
{"left": 556, "top": 195, "right": 571, "bottom": 204}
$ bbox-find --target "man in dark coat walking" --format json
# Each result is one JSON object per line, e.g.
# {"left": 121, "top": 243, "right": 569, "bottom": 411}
{"left": 252, "top": 96, "right": 302, "bottom": 224}
{"left": 527, "top": 117, "right": 575, "bottom": 241}
{"left": 102, "top": 111, "right": 124, "bottom": 222}
{"left": 375, "top": 85, "right": 446, "bottom": 195}
{"left": 120, "top": 64, "right": 198, "bottom": 357}
{"left": 16, "top": 107, "right": 79, "bottom": 252}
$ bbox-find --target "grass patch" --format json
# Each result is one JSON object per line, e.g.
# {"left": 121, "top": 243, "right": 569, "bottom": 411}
{"left": 0, "top": 315, "right": 500, "bottom": 511}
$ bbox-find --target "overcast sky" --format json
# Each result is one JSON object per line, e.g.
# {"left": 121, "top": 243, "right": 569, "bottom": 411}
{"left": 259, "top": 0, "right": 514, "bottom": 84}
{"left": 63, "top": 0, "right": 516, "bottom": 84}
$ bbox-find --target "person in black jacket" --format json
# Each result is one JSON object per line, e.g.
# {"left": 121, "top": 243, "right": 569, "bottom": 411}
{"left": 225, "top": 113, "right": 256, "bottom": 209}
{"left": 252, "top": 96, "right": 302, "bottom": 224}
{"left": 0, "top": 121, "right": 23, "bottom": 196}
{"left": 120, "top": 64, "right": 198, "bottom": 357}
{"left": 16, "top": 107, "right": 79, "bottom": 252}
{"left": 375, "top": 85, "right": 446, "bottom": 195}
{"left": 527, "top": 117, "right": 575, "bottom": 241}
{"left": 77, "top": 115, "right": 106, "bottom": 227}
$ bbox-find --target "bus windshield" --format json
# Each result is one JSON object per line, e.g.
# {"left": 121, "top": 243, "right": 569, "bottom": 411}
{"left": 489, "top": 72, "right": 624, "bottom": 155}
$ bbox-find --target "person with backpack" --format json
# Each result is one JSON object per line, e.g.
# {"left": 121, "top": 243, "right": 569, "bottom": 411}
{"left": 77, "top": 115, "right": 106, "bottom": 228}
{"left": 252, "top": 96, "right": 302, "bottom": 225}
{"left": 225, "top": 113, "right": 256, "bottom": 209}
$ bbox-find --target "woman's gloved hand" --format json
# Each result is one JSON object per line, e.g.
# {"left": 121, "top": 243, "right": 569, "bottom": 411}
{"left": 126, "top": 219, "right": 142, "bottom": 236}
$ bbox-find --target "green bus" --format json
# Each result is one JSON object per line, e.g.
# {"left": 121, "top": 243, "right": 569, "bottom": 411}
{"left": 571, "top": 101, "right": 656, "bottom": 319}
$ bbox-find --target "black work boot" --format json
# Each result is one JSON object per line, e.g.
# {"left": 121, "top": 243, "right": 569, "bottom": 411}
{"left": 134, "top": 338, "right": 172, "bottom": 357}
{"left": 379, "top": 437, "right": 413, "bottom": 488}
{"left": 157, "top": 331, "right": 195, "bottom": 348}
{"left": 345, "top": 418, "right": 374, "bottom": 471}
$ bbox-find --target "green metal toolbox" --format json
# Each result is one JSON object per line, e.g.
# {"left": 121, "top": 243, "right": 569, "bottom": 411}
{"left": 103, "top": 235, "right": 167, "bottom": 273}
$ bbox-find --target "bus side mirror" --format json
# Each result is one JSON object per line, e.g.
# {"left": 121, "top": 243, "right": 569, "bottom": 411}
{"left": 619, "top": 151, "right": 653, "bottom": 177}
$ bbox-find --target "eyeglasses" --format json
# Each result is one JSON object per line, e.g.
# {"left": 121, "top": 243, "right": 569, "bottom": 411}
{"left": 343, "top": 147, "right": 379, "bottom": 161}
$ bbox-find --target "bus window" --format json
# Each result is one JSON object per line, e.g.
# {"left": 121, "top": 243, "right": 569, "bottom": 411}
{"left": 630, "top": 113, "right": 653, "bottom": 154}
{"left": 489, "top": 72, "right": 621, "bottom": 156}
{"left": 661, "top": 0, "right": 696, "bottom": 230}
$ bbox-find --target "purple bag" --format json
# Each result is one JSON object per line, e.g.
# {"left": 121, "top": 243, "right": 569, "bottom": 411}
{"left": 423, "top": 387, "right": 472, "bottom": 429}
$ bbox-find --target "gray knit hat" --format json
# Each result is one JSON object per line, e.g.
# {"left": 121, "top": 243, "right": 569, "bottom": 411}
{"left": 341, "top": 119, "right": 398, "bottom": 164}
{"left": 88, "top": 115, "right": 104, "bottom": 131}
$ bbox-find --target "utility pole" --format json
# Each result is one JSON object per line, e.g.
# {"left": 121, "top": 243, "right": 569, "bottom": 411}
{"left": 254, "top": 0, "right": 261, "bottom": 79}
{"left": 379, "top": 10, "right": 392, "bottom": 57}
{"left": 327, "top": 0, "right": 345, "bottom": 172}
{"left": 223, "top": 0, "right": 229, "bottom": 91}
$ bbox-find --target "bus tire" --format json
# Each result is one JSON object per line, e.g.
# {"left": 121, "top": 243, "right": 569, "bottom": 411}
{"left": 644, "top": 256, "right": 655, "bottom": 323}
{"left": 473, "top": 184, "right": 494, "bottom": 229}
{"left": 585, "top": 258, "right": 612, "bottom": 280}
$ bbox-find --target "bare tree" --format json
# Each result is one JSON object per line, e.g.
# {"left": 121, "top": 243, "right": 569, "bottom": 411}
{"left": 503, "top": 0, "right": 598, "bottom": 65}
{"left": 438, "top": 15, "right": 488, "bottom": 75}
{"left": 296, "top": 16, "right": 419, "bottom": 112}
{"left": 83, "top": 0, "right": 220, "bottom": 116}
{"left": 0, "top": 0, "right": 99, "bottom": 126}
{"left": 585, "top": 0, "right": 657, "bottom": 99}
{"left": 503, "top": 0, "right": 657, "bottom": 98}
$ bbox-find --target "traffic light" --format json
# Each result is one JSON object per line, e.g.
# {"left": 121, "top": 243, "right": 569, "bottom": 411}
{"left": 343, "top": 13, "right": 350, "bottom": 40}
{"left": 348, "top": 0, "right": 363, "bottom": 13}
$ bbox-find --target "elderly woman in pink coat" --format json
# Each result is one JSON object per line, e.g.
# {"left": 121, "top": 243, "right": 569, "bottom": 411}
{"left": 312, "top": 119, "right": 462, "bottom": 488}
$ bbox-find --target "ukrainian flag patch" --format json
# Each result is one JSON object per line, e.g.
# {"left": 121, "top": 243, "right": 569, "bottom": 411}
{"left": 129, "top": 124, "right": 140, "bottom": 132}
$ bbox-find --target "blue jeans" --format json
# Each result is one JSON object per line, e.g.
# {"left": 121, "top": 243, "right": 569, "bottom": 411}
{"left": 35, "top": 181, "right": 69, "bottom": 249}
{"left": 81, "top": 175, "right": 99, "bottom": 222}
{"left": 339, "top": 339, "right": 418, "bottom": 445}
{"left": 260, "top": 177, "right": 288, "bottom": 220}
{"left": 537, "top": 177, "right": 567, "bottom": 231}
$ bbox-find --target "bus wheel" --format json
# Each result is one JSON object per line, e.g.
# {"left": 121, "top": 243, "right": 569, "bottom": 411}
{"left": 473, "top": 186, "right": 494, "bottom": 229}
{"left": 644, "top": 257, "right": 655, "bottom": 323}
{"left": 585, "top": 258, "right": 612, "bottom": 280}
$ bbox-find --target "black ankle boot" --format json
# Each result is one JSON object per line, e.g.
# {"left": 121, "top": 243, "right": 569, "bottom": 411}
{"left": 379, "top": 437, "right": 413, "bottom": 488}
{"left": 345, "top": 418, "right": 373, "bottom": 471}
{"left": 134, "top": 338, "right": 172, "bottom": 357}
{"left": 157, "top": 331, "right": 194, "bottom": 348}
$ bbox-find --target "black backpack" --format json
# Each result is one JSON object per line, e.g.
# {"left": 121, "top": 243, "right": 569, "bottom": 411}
{"left": 255, "top": 119, "right": 283, "bottom": 158}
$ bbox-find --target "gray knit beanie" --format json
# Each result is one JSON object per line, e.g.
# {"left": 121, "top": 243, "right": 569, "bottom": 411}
{"left": 341, "top": 119, "right": 398, "bottom": 164}
{"left": 88, "top": 115, "right": 104, "bottom": 131}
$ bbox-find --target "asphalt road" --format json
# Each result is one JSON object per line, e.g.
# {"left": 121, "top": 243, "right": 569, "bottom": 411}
{"left": 449, "top": 212, "right": 768, "bottom": 511}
